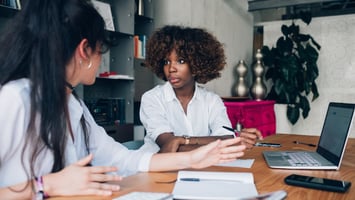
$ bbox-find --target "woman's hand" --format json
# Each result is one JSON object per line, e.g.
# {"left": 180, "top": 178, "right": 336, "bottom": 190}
{"left": 159, "top": 136, "right": 183, "bottom": 153}
{"left": 156, "top": 133, "right": 183, "bottom": 153}
{"left": 189, "top": 137, "right": 246, "bottom": 169}
{"left": 44, "top": 154, "right": 122, "bottom": 197}
{"left": 239, "top": 128, "right": 263, "bottom": 149}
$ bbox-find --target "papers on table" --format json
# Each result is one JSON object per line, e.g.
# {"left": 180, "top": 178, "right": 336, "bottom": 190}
{"left": 172, "top": 171, "right": 258, "bottom": 200}
{"left": 215, "top": 159, "right": 255, "bottom": 168}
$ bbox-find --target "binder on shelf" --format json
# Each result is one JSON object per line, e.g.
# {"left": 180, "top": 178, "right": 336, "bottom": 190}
{"left": 1, "top": 0, "right": 18, "bottom": 9}
{"left": 15, "top": 0, "right": 20, "bottom": 9}
{"left": 8, "top": 0, "right": 16, "bottom": 8}
{"left": 91, "top": 0, "right": 115, "bottom": 31}
{"left": 136, "top": 0, "right": 144, "bottom": 16}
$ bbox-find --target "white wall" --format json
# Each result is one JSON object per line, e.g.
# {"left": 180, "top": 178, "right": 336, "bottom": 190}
{"left": 152, "top": 0, "right": 254, "bottom": 96}
{"left": 151, "top": 1, "right": 355, "bottom": 138}
{"left": 261, "top": 14, "right": 355, "bottom": 137}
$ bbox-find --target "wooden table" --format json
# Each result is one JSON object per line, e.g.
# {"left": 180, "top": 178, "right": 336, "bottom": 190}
{"left": 49, "top": 134, "right": 355, "bottom": 200}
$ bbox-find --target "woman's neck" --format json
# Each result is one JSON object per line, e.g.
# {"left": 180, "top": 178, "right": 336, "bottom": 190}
{"left": 174, "top": 83, "right": 195, "bottom": 100}
{"left": 174, "top": 84, "right": 195, "bottom": 114}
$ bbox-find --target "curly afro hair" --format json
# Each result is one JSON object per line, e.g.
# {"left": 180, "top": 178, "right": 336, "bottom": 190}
{"left": 145, "top": 25, "right": 226, "bottom": 84}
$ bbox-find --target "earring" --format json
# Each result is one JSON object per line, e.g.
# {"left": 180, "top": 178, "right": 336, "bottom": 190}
{"left": 87, "top": 60, "right": 92, "bottom": 69}
{"left": 79, "top": 60, "right": 82, "bottom": 65}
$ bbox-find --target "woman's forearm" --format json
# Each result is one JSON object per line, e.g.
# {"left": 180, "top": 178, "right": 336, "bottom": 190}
{"left": 177, "top": 135, "right": 234, "bottom": 152}
{"left": 149, "top": 151, "right": 191, "bottom": 171}
{"left": 149, "top": 138, "right": 246, "bottom": 172}
{"left": 0, "top": 181, "right": 33, "bottom": 200}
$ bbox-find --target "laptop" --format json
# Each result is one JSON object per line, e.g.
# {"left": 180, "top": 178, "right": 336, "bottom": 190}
{"left": 263, "top": 102, "right": 355, "bottom": 170}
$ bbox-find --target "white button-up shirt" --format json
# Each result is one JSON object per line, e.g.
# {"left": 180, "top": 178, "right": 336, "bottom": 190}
{"left": 140, "top": 82, "right": 233, "bottom": 152}
{"left": 0, "top": 78, "right": 154, "bottom": 187}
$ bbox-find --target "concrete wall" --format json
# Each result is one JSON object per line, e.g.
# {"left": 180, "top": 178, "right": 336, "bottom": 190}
{"left": 152, "top": 0, "right": 254, "bottom": 96}
{"left": 261, "top": 14, "right": 355, "bottom": 137}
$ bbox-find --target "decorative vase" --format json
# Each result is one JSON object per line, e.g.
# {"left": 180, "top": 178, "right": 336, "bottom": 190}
{"left": 250, "top": 49, "right": 267, "bottom": 100}
{"left": 234, "top": 60, "right": 249, "bottom": 97}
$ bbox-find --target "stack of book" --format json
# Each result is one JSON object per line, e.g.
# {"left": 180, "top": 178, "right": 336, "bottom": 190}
{"left": 134, "top": 35, "right": 147, "bottom": 59}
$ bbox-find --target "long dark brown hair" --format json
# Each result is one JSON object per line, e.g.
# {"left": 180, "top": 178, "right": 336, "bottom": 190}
{"left": 0, "top": 0, "right": 111, "bottom": 188}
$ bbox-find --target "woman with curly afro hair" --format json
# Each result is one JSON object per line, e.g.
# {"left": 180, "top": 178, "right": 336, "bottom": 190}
{"left": 139, "top": 25, "right": 262, "bottom": 153}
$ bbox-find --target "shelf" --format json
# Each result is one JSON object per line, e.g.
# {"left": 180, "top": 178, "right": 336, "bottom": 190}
{"left": 107, "top": 30, "right": 133, "bottom": 38}
{"left": 135, "top": 14, "right": 153, "bottom": 23}
{"left": 0, "top": 4, "right": 19, "bottom": 18}
{"left": 97, "top": 75, "right": 134, "bottom": 80}
{"left": 82, "top": 0, "right": 153, "bottom": 127}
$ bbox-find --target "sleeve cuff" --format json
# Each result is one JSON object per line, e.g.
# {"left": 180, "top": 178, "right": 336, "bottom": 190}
{"left": 138, "top": 152, "right": 155, "bottom": 172}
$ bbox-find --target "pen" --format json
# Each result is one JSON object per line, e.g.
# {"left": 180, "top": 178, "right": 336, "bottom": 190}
{"left": 293, "top": 141, "right": 317, "bottom": 147}
{"left": 222, "top": 126, "right": 239, "bottom": 137}
{"left": 180, "top": 178, "right": 241, "bottom": 183}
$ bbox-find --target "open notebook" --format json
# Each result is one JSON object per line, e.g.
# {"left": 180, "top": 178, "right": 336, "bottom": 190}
{"left": 263, "top": 102, "right": 355, "bottom": 170}
{"left": 172, "top": 170, "right": 258, "bottom": 200}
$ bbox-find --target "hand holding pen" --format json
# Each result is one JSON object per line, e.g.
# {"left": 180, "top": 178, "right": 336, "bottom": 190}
{"left": 222, "top": 126, "right": 240, "bottom": 138}
{"left": 223, "top": 126, "right": 263, "bottom": 149}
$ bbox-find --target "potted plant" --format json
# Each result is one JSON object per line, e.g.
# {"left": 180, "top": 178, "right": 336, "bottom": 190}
{"left": 261, "top": 11, "right": 321, "bottom": 125}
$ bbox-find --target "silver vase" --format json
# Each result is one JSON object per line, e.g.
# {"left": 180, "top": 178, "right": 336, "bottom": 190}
{"left": 234, "top": 60, "right": 249, "bottom": 97}
{"left": 250, "top": 49, "right": 267, "bottom": 100}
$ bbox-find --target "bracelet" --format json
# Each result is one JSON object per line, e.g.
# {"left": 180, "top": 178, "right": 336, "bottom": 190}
{"left": 34, "top": 176, "right": 49, "bottom": 200}
{"left": 182, "top": 135, "right": 190, "bottom": 145}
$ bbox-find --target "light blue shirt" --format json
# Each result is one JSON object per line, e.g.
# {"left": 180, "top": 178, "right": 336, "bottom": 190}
{"left": 140, "top": 82, "right": 233, "bottom": 152}
{"left": 0, "top": 78, "right": 154, "bottom": 187}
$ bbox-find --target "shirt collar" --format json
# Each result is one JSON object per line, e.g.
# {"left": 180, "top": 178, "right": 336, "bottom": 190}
{"left": 163, "top": 82, "right": 202, "bottom": 102}
{"left": 68, "top": 94, "right": 83, "bottom": 123}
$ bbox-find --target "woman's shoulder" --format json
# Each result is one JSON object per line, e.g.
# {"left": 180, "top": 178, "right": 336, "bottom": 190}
{"left": 0, "top": 78, "right": 31, "bottom": 100}
{"left": 196, "top": 84, "right": 221, "bottom": 100}
{"left": 142, "top": 82, "right": 169, "bottom": 99}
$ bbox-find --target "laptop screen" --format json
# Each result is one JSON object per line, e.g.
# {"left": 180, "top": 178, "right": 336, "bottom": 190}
{"left": 317, "top": 102, "right": 355, "bottom": 165}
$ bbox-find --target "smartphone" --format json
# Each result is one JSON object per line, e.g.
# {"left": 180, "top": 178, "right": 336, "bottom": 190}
{"left": 284, "top": 174, "right": 351, "bottom": 193}
{"left": 255, "top": 142, "right": 281, "bottom": 147}
{"left": 241, "top": 190, "right": 287, "bottom": 200}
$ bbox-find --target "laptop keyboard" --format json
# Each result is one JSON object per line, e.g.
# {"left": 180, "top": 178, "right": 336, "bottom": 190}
{"left": 285, "top": 152, "right": 321, "bottom": 166}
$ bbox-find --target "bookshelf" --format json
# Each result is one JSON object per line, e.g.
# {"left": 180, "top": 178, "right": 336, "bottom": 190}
{"left": 0, "top": 0, "right": 154, "bottom": 142}
{"left": 83, "top": 0, "right": 155, "bottom": 141}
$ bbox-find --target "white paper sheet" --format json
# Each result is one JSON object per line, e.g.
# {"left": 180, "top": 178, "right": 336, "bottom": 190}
{"left": 215, "top": 159, "right": 255, "bottom": 168}
{"left": 172, "top": 171, "right": 258, "bottom": 200}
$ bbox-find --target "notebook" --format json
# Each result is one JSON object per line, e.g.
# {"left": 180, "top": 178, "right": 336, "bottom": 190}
{"left": 172, "top": 170, "right": 258, "bottom": 200}
{"left": 263, "top": 102, "right": 355, "bottom": 170}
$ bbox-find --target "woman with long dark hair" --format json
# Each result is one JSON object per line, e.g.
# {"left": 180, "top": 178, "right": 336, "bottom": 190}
{"left": 0, "top": 0, "right": 246, "bottom": 199}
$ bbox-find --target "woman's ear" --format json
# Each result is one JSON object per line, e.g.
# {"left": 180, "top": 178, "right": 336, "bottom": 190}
{"left": 77, "top": 38, "right": 91, "bottom": 60}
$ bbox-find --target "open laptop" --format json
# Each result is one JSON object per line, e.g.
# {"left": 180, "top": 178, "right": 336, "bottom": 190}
{"left": 263, "top": 102, "right": 355, "bottom": 170}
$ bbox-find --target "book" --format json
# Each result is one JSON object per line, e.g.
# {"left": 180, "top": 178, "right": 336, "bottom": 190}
{"left": 172, "top": 171, "right": 258, "bottom": 200}
{"left": 133, "top": 35, "right": 147, "bottom": 59}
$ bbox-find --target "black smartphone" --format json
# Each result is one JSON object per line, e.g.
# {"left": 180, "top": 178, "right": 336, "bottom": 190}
{"left": 284, "top": 174, "right": 351, "bottom": 193}
{"left": 255, "top": 142, "right": 281, "bottom": 147}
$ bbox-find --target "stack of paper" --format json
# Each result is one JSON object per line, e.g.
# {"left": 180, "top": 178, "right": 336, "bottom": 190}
{"left": 172, "top": 171, "right": 258, "bottom": 200}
